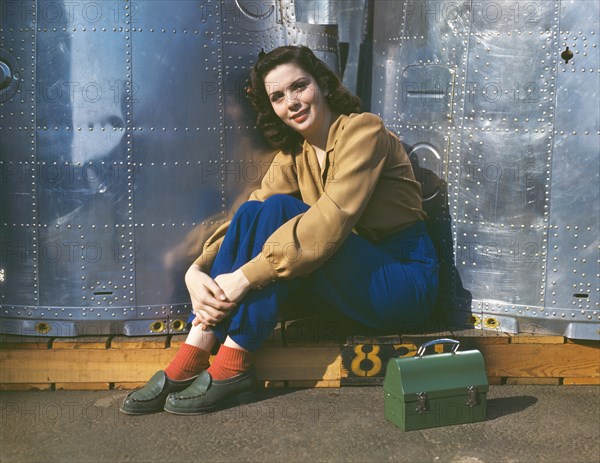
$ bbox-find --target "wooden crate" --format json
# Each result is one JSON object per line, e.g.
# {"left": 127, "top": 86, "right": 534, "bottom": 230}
{"left": 339, "top": 329, "right": 599, "bottom": 386}
{"left": 1, "top": 327, "right": 598, "bottom": 390}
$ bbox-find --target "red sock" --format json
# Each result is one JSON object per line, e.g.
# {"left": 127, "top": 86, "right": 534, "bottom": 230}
{"left": 164, "top": 343, "right": 210, "bottom": 381}
{"left": 207, "top": 345, "right": 251, "bottom": 380}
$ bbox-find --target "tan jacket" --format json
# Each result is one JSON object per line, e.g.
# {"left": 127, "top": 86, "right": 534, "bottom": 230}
{"left": 194, "top": 112, "right": 426, "bottom": 288}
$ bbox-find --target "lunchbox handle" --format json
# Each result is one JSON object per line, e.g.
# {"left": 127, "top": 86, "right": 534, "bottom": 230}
{"left": 416, "top": 338, "right": 460, "bottom": 358}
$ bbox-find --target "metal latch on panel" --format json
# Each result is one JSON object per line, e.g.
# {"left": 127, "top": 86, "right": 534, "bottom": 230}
{"left": 400, "top": 64, "right": 455, "bottom": 124}
{"left": 416, "top": 392, "right": 428, "bottom": 414}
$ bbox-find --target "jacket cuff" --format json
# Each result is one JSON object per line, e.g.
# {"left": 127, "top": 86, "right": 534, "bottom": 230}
{"left": 193, "top": 253, "right": 213, "bottom": 274}
{"left": 240, "top": 256, "right": 278, "bottom": 289}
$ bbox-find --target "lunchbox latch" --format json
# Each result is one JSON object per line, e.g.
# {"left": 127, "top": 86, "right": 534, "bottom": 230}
{"left": 416, "top": 392, "right": 427, "bottom": 414}
{"left": 466, "top": 386, "right": 478, "bottom": 408}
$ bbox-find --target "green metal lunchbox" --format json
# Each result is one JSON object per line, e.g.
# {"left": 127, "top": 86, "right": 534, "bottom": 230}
{"left": 384, "top": 338, "right": 489, "bottom": 431}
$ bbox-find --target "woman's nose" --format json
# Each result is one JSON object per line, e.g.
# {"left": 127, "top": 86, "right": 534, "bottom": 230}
{"left": 286, "top": 90, "right": 300, "bottom": 106}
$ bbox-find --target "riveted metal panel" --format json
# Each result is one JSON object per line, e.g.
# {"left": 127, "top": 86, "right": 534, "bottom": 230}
{"left": 464, "top": 2, "right": 558, "bottom": 122}
{"left": 456, "top": 127, "right": 547, "bottom": 225}
{"left": 2, "top": 0, "right": 598, "bottom": 339}
{"left": 395, "top": 0, "right": 472, "bottom": 66}
{"left": 131, "top": 9, "right": 222, "bottom": 135}
{"left": 131, "top": 0, "right": 225, "bottom": 312}
{"left": 1, "top": 0, "right": 37, "bottom": 308}
{"left": 337, "top": 0, "right": 366, "bottom": 94}
{"left": 456, "top": 226, "right": 545, "bottom": 307}
{"left": 221, "top": 0, "right": 288, "bottom": 213}
{"left": 455, "top": 1, "right": 560, "bottom": 332}
{"left": 133, "top": 163, "right": 224, "bottom": 306}
{"left": 371, "top": 0, "right": 469, "bottom": 319}
{"left": 544, "top": 0, "right": 599, "bottom": 327}
{"left": 370, "top": 0, "right": 404, "bottom": 121}
{"left": 295, "top": 0, "right": 336, "bottom": 25}
{"left": 34, "top": 2, "right": 132, "bottom": 313}
{"left": 393, "top": 126, "right": 449, "bottom": 191}
{"left": 0, "top": 221, "right": 36, "bottom": 307}
{"left": 371, "top": 0, "right": 471, "bottom": 122}
{"left": 0, "top": 1, "right": 35, "bottom": 130}
{"left": 369, "top": 0, "right": 599, "bottom": 339}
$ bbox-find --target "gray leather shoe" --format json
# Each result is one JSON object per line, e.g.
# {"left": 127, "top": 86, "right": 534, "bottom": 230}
{"left": 163, "top": 368, "right": 257, "bottom": 415}
{"left": 120, "top": 370, "right": 199, "bottom": 415}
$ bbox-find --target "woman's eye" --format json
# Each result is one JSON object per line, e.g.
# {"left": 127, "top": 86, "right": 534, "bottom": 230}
{"left": 294, "top": 81, "right": 307, "bottom": 90}
{"left": 270, "top": 94, "right": 283, "bottom": 102}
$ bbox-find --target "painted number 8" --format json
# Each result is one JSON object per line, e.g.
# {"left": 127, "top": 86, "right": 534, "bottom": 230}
{"left": 351, "top": 344, "right": 382, "bottom": 377}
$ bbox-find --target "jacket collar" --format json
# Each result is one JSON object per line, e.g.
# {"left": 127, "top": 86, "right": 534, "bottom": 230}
{"left": 301, "top": 113, "right": 348, "bottom": 154}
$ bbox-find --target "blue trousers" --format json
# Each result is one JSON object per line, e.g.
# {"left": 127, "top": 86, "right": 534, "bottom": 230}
{"left": 188, "top": 194, "right": 438, "bottom": 351}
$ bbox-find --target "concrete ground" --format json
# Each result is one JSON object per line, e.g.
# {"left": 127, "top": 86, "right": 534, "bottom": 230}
{"left": 0, "top": 385, "right": 598, "bottom": 463}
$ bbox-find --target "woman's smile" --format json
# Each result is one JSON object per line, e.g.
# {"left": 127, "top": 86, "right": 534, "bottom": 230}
{"left": 291, "top": 108, "right": 309, "bottom": 123}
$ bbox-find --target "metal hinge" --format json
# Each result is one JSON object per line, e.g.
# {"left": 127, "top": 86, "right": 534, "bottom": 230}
{"left": 465, "top": 386, "right": 478, "bottom": 408}
{"left": 416, "top": 392, "right": 427, "bottom": 414}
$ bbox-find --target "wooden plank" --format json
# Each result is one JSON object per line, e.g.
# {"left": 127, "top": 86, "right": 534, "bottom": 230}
{"left": 479, "top": 343, "right": 600, "bottom": 378}
{"left": 287, "top": 380, "right": 340, "bottom": 388}
{"left": 457, "top": 327, "right": 511, "bottom": 338}
{"left": 0, "top": 349, "right": 177, "bottom": 383}
{"left": 0, "top": 383, "right": 53, "bottom": 391}
{"left": 255, "top": 347, "right": 341, "bottom": 381}
{"left": 505, "top": 377, "right": 561, "bottom": 385}
{"left": 263, "top": 381, "right": 287, "bottom": 388}
{"left": 262, "top": 322, "right": 285, "bottom": 347}
{"left": 341, "top": 376, "right": 383, "bottom": 386}
{"left": 113, "top": 382, "right": 148, "bottom": 390}
{"left": 283, "top": 339, "right": 341, "bottom": 347}
{"left": 444, "top": 327, "right": 503, "bottom": 337}
{"left": 487, "top": 377, "right": 504, "bottom": 385}
{"left": 284, "top": 319, "right": 342, "bottom": 346}
{"left": 170, "top": 324, "right": 284, "bottom": 348}
{"left": 2, "top": 337, "right": 597, "bottom": 387}
{"left": 55, "top": 383, "right": 111, "bottom": 390}
{"left": 347, "top": 335, "right": 401, "bottom": 345}
{"left": 456, "top": 329, "right": 511, "bottom": 345}
{"left": 563, "top": 378, "right": 600, "bottom": 385}
{"left": 470, "top": 335, "right": 512, "bottom": 345}
{"left": 402, "top": 329, "right": 511, "bottom": 348}
{"left": 0, "top": 347, "right": 341, "bottom": 384}
{"left": 51, "top": 336, "right": 111, "bottom": 349}
{"left": 0, "top": 335, "right": 53, "bottom": 350}
{"left": 110, "top": 336, "right": 168, "bottom": 349}
{"left": 169, "top": 334, "right": 188, "bottom": 348}
{"left": 510, "top": 335, "right": 565, "bottom": 344}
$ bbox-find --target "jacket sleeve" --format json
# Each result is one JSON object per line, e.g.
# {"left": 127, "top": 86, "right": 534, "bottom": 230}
{"left": 193, "top": 150, "right": 298, "bottom": 272}
{"left": 247, "top": 150, "right": 299, "bottom": 201}
{"left": 240, "top": 113, "right": 390, "bottom": 288}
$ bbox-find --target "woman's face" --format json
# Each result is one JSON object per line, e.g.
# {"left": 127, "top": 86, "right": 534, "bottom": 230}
{"left": 264, "top": 62, "right": 332, "bottom": 141}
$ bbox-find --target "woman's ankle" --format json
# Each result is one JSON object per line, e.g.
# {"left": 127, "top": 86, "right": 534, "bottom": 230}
{"left": 206, "top": 345, "right": 252, "bottom": 380}
{"left": 164, "top": 343, "right": 211, "bottom": 381}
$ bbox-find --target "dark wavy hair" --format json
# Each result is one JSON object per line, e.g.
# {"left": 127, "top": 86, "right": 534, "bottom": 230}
{"left": 247, "top": 45, "right": 362, "bottom": 153}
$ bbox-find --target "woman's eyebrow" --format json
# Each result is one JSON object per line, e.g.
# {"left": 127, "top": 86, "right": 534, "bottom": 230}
{"left": 268, "top": 78, "right": 307, "bottom": 97}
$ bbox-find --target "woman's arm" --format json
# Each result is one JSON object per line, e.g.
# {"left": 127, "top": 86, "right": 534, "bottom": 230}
{"left": 192, "top": 150, "right": 299, "bottom": 272}
{"left": 239, "top": 113, "right": 390, "bottom": 289}
{"left": 187, "top": 150, "right": 300, "bottom": 326}
{"left": 185, "top": 263, "right": 237, "bottom": 327}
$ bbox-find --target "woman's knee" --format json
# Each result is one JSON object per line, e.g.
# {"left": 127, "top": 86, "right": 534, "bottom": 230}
{"left": 233, "top": 200, "right": 263, "bottom": 220}
{"left": 261, "top": 194, "right": 308, "bottom": 215}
